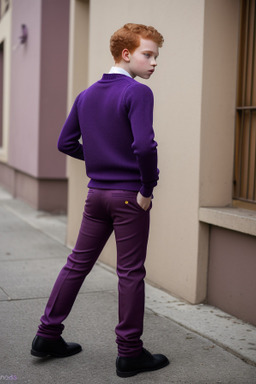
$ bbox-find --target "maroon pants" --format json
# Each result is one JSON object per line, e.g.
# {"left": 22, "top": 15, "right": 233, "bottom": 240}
{"left": 37, "top": 189, "right": 151, "bottom": 357}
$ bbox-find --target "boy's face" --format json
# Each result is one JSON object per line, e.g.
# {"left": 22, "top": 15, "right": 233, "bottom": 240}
{"left": 125, "top": 38, "right": 159, "bottom": 79}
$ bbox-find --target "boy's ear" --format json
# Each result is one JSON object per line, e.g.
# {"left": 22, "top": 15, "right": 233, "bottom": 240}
{"left": 122, "top": 48, "right": 130, "bottom": 62}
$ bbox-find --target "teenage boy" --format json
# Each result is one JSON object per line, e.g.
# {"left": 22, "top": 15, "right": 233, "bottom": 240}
{"left": 31, "top": 23, "right": 169, "bottom": 378}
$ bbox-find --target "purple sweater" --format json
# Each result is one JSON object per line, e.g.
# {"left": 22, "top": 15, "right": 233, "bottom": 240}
{"left": 58, "top": 74, "right": 159, "bottom": 197}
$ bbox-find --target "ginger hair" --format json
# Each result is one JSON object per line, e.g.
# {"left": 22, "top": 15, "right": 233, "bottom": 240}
{"left": 110, "top": 23, "right": 164, "bottom": 63}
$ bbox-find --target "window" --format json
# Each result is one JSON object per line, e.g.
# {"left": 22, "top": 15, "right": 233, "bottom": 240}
{"left": 233, "top": 0, "right": 256, "bottom": 207}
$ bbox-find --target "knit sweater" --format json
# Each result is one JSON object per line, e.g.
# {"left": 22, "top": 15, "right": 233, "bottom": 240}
{"left": 58, "top": 74, "right": 159, "bottom": 197}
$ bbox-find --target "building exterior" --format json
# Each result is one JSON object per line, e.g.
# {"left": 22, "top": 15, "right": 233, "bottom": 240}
{"left": 0, "top": 0, "right": 69, "bottom": 211}
{"left": 0, "top": 0, "right": 255, "bottom": 326}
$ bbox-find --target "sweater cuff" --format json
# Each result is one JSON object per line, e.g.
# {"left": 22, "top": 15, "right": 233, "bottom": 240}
{"left": 139, "top": 186, "right": 153, "bottom": 198}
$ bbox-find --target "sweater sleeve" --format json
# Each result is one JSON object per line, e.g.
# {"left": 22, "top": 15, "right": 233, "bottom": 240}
{"left": 126, "top": 83, "right": 159, "bottom": 197}
{"left": 57, "top": 95, "right": 84, "bottom": 160}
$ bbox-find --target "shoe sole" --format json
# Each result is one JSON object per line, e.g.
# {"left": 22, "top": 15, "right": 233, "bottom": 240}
{"left": 31, "top": 349, "right": 49, "bottom": 358}
{"left": 30, "top": 346, "right": 82, "bottom": 358}
{"left": 116, "top": 359, "right": 170, "bottom": 378}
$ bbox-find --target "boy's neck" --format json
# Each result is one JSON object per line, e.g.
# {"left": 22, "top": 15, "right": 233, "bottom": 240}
{"left": 109, "top": 65, "right": 133, "bottom": 78}
{"left": 114, "top": 62, "right": 135, "bottom": 78}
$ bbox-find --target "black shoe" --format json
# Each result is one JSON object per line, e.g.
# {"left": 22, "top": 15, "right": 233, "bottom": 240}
{"left": 116, "top": 348, "right": 169, "bottom": 377}
{"left": 31, "top": 335, "right": 82, "bottom": 358}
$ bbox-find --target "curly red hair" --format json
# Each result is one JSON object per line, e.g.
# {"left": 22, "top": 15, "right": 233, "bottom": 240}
{"left": 110, "top": 23, "right": 164, "bottom": 63}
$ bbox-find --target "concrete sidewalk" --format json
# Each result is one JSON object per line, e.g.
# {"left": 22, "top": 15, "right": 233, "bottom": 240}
{"left": 0, "top": 186, "right": 255, "bottom": 383}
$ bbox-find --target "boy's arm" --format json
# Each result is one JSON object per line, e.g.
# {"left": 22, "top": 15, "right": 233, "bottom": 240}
{"left": 127, "top": 83, "right": 159, "bottom": 197}
{"left": 57, "top": 96, "right": 84, "bottom": 160}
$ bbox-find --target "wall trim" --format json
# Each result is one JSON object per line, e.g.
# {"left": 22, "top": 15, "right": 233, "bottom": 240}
{"left": 0, "top": 161, "right": 67, "bottom": 212}
{"left": 199, "top": 206, "right": 256, "bottom": 237}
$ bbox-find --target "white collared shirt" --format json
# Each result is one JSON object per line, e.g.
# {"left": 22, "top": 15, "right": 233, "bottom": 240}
{"left": 109, "top": 66, "right": 132, "bottom": 78}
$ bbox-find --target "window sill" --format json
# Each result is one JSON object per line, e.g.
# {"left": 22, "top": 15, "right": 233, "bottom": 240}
{"left": 199, "top": 206, "right": 256, "bottom": 237}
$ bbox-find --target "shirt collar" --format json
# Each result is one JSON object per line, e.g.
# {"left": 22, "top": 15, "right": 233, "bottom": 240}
{"left": 109, "top": 66, "right": 132, "bottom": 78}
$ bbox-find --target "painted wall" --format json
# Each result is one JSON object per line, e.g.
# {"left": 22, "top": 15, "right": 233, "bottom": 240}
{"left": 9, "top": 0, "right": 41, "bottom": 176}
{"left": 66, "top": 0, "right": 240, "bottom": 304}
{"left": 208, "top": 226, "right": 256, "bottom": 326}
{"left": 38, "top": 0, "right": 69, "bottom": 178}
{"left": 66, "top": 0, "right": 89, "bottom": 246}
{"left": 200, "top": 0, "right": 239, "bottom": 207}
{"left": 0, "top": 2, "right": 11, "bottom": 162}
{"left": 9, "top": 0, "right": 69, "bottom": 179}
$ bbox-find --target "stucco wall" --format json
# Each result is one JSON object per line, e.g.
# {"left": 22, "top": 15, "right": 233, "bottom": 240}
{"left": 208, "top": 226, "right": 256, "bottom": 326}
{"left": 38, "top": 0, "right": 69, "bottom": 178}
{"left": 66, "top": 0, "right": 240, "bottom": 303}
{"left": 200, "top": 0, "right": 239, "bottom": 207}
{"left": 0, "top": 3, "right": 11, "bottom": 163}
{"left": 88, "top": 0, "right": 205, "bottom": 303}
{"left": 9, "top": 0, "right": 41, "bottom": 176}
{"left": 66, "top": 0, "right": 90, "bottom": 246}
{"left": 9, "top": 0, "right": 69, "bottom": 179}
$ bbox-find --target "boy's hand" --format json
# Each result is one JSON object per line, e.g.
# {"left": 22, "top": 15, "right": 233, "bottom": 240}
{"left": 137, "top": 192, "right": 152, "bottom": 211}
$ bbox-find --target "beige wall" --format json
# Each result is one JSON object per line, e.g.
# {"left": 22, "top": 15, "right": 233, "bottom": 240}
{"left": 0, "top": 3, "right": 11, "bottom": 163}
{"left": 66, "top": 0, "right": 240, "bottom": 304}
{"left": 197, "top": 0, "right": 240, "bottom": 302}
{"left": 66, "top": 0, "right": 89, "bottom": 246}
{"left": 200, "top": 0, "right": 239, "bottom": 207}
